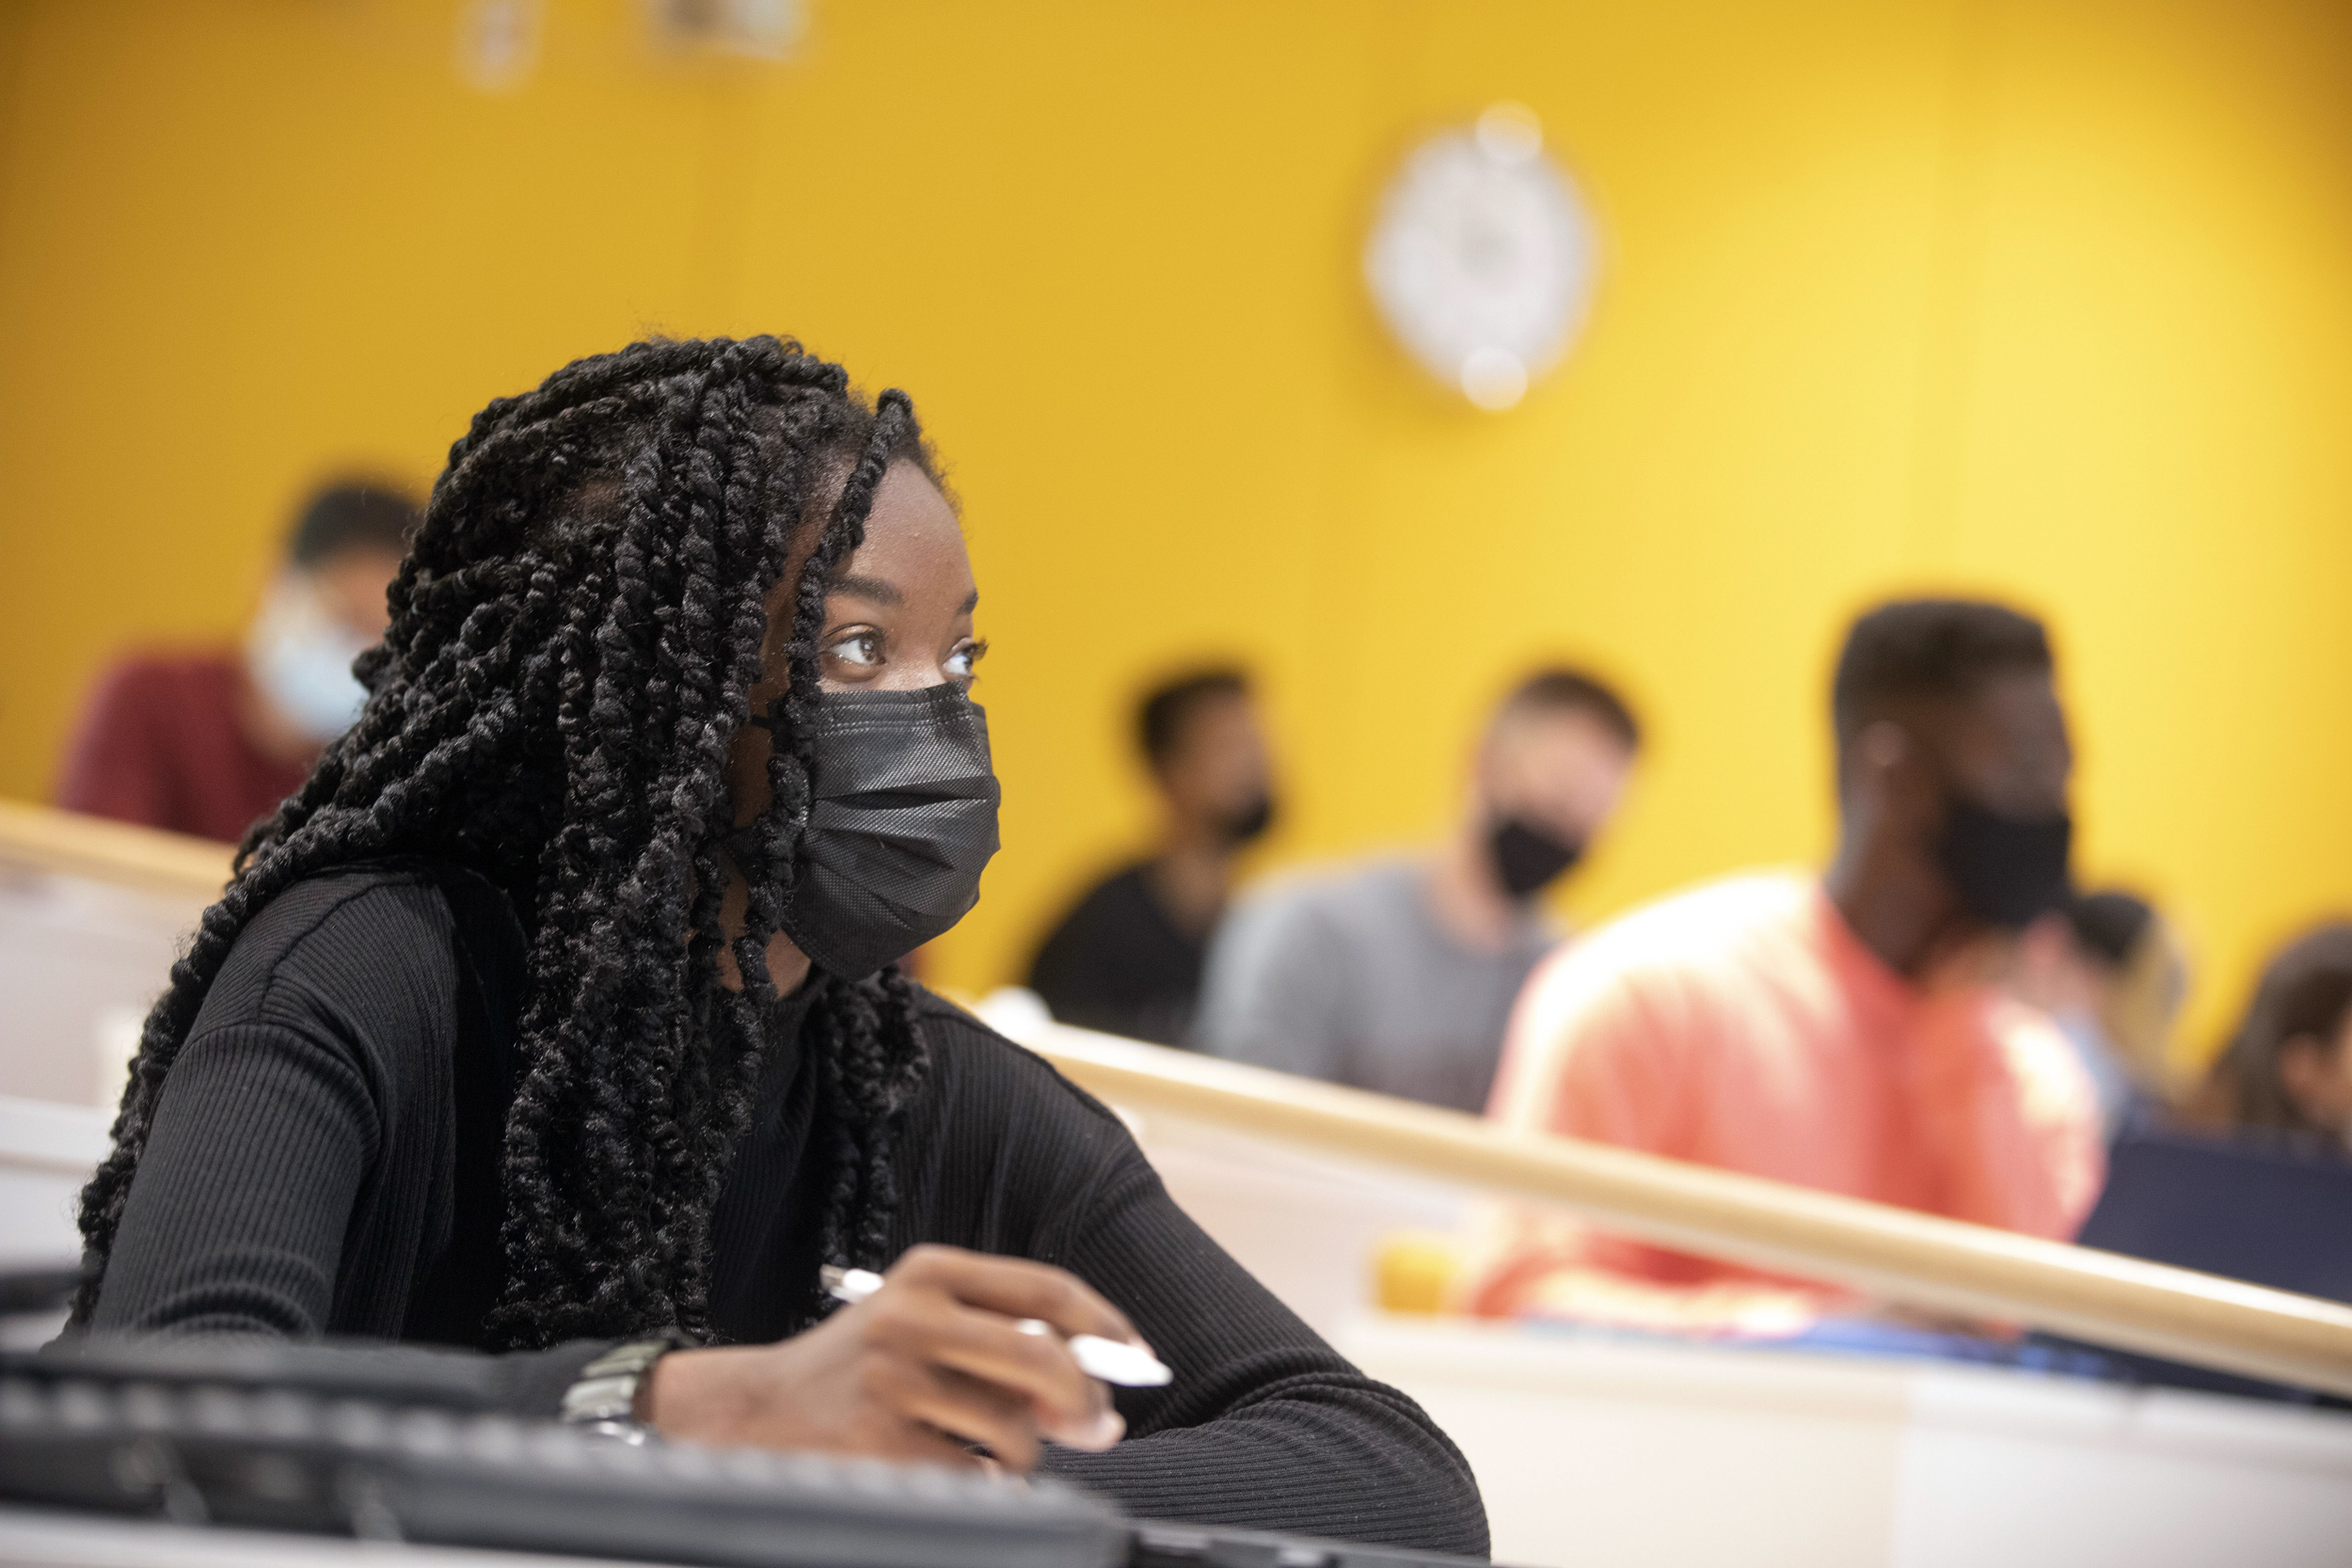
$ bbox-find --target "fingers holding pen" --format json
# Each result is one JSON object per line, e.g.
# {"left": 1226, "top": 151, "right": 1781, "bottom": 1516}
{"left": 862, "top": 1354, "right": 1050, "bottom": 1470}
{"left": 861, "top": 1252, "right": 1127, "bottom": 1450}
{"left": 886, "top": 1245, "right": 1147, "bottom": 1351}
{"left": 646, "top": 1246, "right": 1152, "bottom": 1471}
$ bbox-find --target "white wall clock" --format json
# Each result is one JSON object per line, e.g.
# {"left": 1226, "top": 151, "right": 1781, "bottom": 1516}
{"left": 1363, "top": 103, "right": 1597, "bottom": 412}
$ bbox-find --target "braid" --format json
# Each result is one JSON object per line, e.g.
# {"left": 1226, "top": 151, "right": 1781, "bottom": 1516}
{"left": 72, "top": 337, "right": 944, "bottom": 1348}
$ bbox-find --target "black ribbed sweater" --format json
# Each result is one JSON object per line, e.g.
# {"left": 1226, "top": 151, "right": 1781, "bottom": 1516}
{"left": 87, "top": 863, "right": 1487, "bottom": 1556}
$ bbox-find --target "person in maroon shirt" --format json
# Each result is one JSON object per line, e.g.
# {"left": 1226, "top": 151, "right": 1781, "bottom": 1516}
{"left": 55, "top": 482, "right": 419, "bottom": 844}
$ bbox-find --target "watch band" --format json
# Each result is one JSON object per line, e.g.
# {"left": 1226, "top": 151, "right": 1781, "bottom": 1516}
{"left": 559, "top": 1335, "right": 683, "bottom": 1442}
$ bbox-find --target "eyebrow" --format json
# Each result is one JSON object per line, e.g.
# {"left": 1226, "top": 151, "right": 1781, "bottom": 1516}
{"left": 828, "top": 566, "right": 974, "bottom": 620}
{"left": 822, "top": 574, "right": 979, "bottom": 617}
{"left": 825, "top": 573, "right": 902, "bottom": 607}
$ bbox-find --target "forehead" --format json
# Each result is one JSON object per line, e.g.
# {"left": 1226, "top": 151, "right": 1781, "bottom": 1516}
{"left": 1491, "top": 703, "right": 1629, "bottom": 761}
{"left": 768, "top": 460, "right": 966, "bottom": 609}
{"left": 852, "top": 462, "right": 963, "bottom": 562}
{"left": 1165, "top": 689, "right": 1257, "bottom": 751}
{"left": 305, "top": 545, "right": 405, "bottom": 580}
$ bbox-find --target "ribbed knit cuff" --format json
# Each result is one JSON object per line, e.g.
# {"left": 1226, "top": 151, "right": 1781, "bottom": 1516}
{"left": 484, "top": 1338, "right": 628, "bottom": 1418}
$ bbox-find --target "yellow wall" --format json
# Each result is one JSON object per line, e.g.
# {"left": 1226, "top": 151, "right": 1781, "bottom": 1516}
{"left": 3, "top": 0, "right": 2348, "bottom": 1056}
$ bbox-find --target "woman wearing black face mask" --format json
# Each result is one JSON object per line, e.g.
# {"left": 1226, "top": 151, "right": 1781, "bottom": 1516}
{"left": 68, "top": 338, "right": 1485, "bottom": 1555}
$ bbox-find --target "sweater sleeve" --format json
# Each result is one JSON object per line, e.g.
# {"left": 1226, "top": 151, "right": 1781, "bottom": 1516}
{"left": 91, "top": 1010, "right": 381, "bottom": 1338}
{"left": 83, "top": 870, "right": 622, "bottom": 1418}
{"left": 1037, "top": 1148, "right": 1488, "bottom": 1556}
{"left": 88, "top": 875, "right": 422, "bottom": 1339}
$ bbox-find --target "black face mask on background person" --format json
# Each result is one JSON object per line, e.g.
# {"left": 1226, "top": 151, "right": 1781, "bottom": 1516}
{"left": 1215, "top": 792, "right": 1276, "bottom": 848}
{"left": 1488, "top": 816, "right": 1583, "bottom": 901}
{"left": 1935, "top": 795, "right": 2074, "bottom": 930}
{"left": 737, "top": 684, "right": 1002, "bottom": 981}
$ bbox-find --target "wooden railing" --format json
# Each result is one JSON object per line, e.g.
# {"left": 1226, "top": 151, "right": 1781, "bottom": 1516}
{"left": 8, "top": 799, "right": 2352, "bottom": 1398}
{"left": 0, "top": 799, "right": 230, "bottom": 902}
{"left": 1018, "top": 1024, "right": 2352, "bottom": 1398}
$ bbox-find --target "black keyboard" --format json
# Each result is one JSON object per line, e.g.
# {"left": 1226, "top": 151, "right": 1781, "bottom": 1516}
{"left": 1127, "top": 1522, "right": 1492, "bottom": 1568}
{"left": 0, "top": 1341, "right": 1489, "bottom": 1568}
{"left": 0, "top": 1349, "right": 1120, "bottom": 1568}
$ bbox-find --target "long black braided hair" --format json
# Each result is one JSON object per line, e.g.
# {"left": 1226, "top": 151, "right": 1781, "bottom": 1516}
{"left": 72, "top": 335, "right": 941, "bottom": 1348}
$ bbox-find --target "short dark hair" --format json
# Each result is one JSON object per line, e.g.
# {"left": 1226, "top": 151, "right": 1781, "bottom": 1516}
{"left": 1137, "top": 668, "right": 1251, "bottom": 768}
{"left": 287, "top": 481, "right": 422, "bottom": 568}
{"left": 1497, "top": 667, "right": 1641, "bottom": 752}
{"left": 1832, "top": 597, "right": 2052, "bottom": 746}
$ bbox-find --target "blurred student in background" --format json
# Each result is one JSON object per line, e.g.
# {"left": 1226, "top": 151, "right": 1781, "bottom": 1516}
{"left": 56, "top": 481, "right": 419, "bottom": 843}
{"left": 1470, "top": 601, "right": 2101, "bottom": 1323}
{"left": 1195, "top": 669, "right": 1640, "bottom": 1113}
{"left": 2189, "top": 921, "right": 2352, "bottom": 1154}
{"left": 2012, "top": 889, "right": 2191, "bottom": 1138}
{"left": 1026, "top": 668, "right": 1275, "bottom": 1044}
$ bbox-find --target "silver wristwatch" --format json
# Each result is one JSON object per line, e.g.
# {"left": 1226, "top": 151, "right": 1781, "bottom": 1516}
{"left": 558, "top": 1337, "right": 679, "bottom": 1444}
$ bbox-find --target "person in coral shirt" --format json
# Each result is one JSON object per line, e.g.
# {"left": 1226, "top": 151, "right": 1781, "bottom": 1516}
{"left": 1468, "top": 598, "right": 2105, "bottom": 1326}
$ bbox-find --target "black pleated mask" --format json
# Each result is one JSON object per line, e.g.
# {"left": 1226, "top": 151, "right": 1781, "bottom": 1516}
{"left": 1935, "top": 798, "right": 2073, "bottom": 930}
{"left": 1216, "top": 793, "right": 1277, "bottom": 848}
{"left": 1488, "top": 816, "right": 1584, "bottom": 900}
{"left": 754, "top": 684, "right": 1002, "bottom": 981}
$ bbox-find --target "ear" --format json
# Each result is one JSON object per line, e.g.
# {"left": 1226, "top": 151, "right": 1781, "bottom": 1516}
{"left": 1842, "top": 721, "right": 1915, "bottom": 814}
{"left": 1468, "top": 721, "right": 1509, "bottom": 808}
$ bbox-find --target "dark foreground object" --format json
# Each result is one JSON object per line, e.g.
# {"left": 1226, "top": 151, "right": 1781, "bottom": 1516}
{"left": 0, "top": 1339, "right": 1494, "bottom": 1568}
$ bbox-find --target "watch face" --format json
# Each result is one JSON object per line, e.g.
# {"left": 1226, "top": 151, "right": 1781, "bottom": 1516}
{"left": 1364, "top": 106, "right": 1597, "bottom": 410}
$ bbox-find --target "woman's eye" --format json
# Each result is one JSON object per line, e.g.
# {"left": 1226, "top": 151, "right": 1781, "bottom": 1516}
{"left": 946, "top": 639, "right": 989, "bottom": 682}
{"left": 825, "top": 630, "right": 884, "bottom": 668}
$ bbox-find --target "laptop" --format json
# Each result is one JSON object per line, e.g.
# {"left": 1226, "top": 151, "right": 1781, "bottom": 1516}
{"left": 2034, "top": 1121, "right": 2352, "bottom": 1401}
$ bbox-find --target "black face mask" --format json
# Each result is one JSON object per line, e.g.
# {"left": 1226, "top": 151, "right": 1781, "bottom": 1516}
{"left": 739, "top": 685, "right": 1002, "bottom": 981}
{"left": 1216, "top": 792, "right": 1276, "bottom": 847}
{"left": 1488, "top": 816, "right": 1583, "bottom": 901}
{"left": 1936, "top": 796, "right": 2073, "bottom": 930}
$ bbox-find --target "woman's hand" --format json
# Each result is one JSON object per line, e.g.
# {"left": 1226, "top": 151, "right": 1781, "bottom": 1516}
{"left": 640, "top": 1244, "right": 1146, "bottom": 1471}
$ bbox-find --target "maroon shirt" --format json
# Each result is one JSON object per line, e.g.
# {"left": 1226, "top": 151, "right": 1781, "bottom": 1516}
{"left": 56, "top": 654, "right": 312, "bottom": 844}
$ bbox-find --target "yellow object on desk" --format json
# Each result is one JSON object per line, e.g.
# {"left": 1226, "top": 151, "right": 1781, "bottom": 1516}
{"left": 1374, "top": 1232, "right": 1463, "bottom": 1317}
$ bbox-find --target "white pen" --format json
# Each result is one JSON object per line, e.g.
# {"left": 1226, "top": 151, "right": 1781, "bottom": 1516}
{"left": 820, "top": 1265, "right": 1173, "bottom": 1387}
